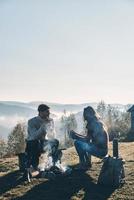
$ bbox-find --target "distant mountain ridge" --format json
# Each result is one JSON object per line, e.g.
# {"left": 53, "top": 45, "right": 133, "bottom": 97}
{"left": 0, "top": 102, "right": 36, "bottom": 117}
{"left": 0, "top": 101, "right": 98, "bottom": 115}
{"left": 0, "top": 101, "right": 132, "bottom": 118}
{"left": 28, "top": 101, "right": 98, "bottom": 112}
{"left": 0, "top": 101, "right": 132, "bottom": 140}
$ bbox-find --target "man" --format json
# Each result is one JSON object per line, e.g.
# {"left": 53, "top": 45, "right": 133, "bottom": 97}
{"left": 70, "top": 106, "right": 109, "bottom": 170}
{"left": 26, "top": 104, "right": 59, "bottom": 171}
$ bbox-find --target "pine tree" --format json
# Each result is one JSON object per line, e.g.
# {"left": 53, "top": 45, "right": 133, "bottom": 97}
{"left": 7, "top": 123, "right": 26, "bottom": 156}
{"left": 0, "top": 138, "right": 7, "bottom": 158}
{"left": 97, "top": 100, "right": 106, "bottom": 120}
{"left": 60, "top": 113, "right": 77, "bottom": 147}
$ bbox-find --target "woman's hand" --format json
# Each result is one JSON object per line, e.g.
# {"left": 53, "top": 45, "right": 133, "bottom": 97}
{"left": 69, "top": 130, "right": 77, "bottom": 139}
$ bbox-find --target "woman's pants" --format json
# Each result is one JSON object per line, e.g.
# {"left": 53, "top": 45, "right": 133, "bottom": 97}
{"left": 74, "top": 139, "right": 108, "bottom": 165}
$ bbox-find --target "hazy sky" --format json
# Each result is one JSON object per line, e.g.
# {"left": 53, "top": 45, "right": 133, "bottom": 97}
{"left": 0, "top": 0, "right": 134, "bottom": 104}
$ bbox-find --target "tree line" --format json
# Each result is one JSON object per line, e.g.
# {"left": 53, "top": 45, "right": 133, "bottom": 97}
{"left": 0, "top": 101, "right": 132, "bottom": 158}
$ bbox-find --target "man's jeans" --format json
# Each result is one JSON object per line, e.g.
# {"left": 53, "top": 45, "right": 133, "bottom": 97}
{"left": 26, "top": 139, "right": 59, "bottom": 169}
{"left": 26, "top": 140, "right": 41, "bottom": 169}
{"left": 74, "top": 139, "right": 108, "bottom": 165}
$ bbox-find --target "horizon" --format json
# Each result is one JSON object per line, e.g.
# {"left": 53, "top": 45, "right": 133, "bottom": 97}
{"left": 0, "top": 99, "right": 133, "bottom": 106}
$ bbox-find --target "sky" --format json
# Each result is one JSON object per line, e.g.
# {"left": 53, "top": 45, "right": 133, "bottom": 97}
{"left": 0, "top": 0, "right": 134, "bottom": 105}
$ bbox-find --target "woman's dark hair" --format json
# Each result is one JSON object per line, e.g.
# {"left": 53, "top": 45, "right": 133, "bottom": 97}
{"left": 84, "top": 106, "right": 96, "bottom": 116}
{"left": 83, "top": 106, "right": 95, "bottom": 118}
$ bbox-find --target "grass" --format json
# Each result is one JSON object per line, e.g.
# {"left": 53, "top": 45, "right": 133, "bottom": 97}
{"left": 0, "top": 142, "right": 134, "bottom": 200}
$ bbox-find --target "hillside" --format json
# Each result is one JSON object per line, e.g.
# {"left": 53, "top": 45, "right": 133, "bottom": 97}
{"left": 0, "top": 101, "right": 131, "bottom": 117}
{"left": 0, "top": 103, "right": 36, "bottom": 117}
{"left": 0, "top": 142, "right": 134, "bottom": 200}
{"left": 0, "top": 101, "right": 132, "bottom": 140}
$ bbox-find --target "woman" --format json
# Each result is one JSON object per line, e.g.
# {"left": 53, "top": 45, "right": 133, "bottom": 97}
{"left": 70, "top": 106, "right": 109, "bottom": 170}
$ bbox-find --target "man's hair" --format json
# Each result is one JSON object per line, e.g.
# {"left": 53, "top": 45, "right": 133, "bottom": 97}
{"left": 38, "top": 104, "right": 50, "bottom": 112}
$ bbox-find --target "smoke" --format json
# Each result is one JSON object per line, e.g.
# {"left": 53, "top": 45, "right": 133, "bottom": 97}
{"left": 0, "top": 111, "right": 84, "bottom": 141}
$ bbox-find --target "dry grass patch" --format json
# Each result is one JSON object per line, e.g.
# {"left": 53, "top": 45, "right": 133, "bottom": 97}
{"left": 0, "top": 142, "right": 134, "bottom": 200}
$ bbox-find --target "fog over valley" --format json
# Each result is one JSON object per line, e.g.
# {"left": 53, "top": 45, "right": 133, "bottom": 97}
{"left": 0, "top": 101, "right": 131, "bottom": 140}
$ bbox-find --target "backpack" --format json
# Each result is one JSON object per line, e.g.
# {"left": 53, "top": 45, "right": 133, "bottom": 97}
{"left": 97, "top": 156, "right": 125, "bottom": 188}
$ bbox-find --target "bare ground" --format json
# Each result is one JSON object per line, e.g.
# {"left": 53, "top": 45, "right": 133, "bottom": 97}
{"left": 0, "top": 142, "right": 134, "bottom": 200}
